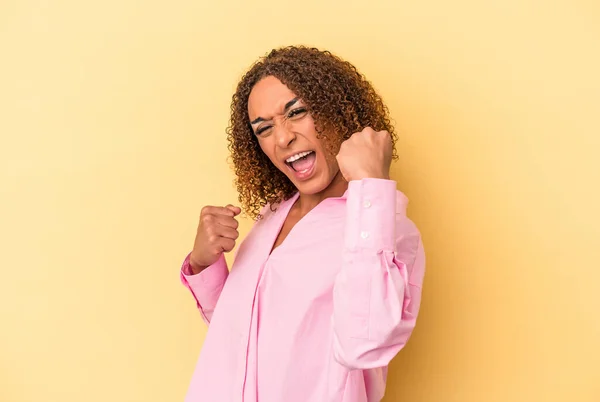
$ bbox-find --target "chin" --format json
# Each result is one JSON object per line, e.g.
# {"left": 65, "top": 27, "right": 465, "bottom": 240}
{"left": 289, "top": 170, "right": 335, "bottom": 195}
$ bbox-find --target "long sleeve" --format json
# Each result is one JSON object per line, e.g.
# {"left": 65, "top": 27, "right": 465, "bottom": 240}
{"left": 180, "top": 253, "right": 229, "bottom": 325}
{"left": 332, "top": 178, "right": 425, "bottom": 370}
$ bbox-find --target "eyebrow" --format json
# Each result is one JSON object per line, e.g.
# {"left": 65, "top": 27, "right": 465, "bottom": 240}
{"left": 250, "top": 97, "right": 299, "bottom": 125}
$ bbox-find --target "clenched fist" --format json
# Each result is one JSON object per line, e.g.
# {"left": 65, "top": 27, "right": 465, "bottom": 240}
{"left": 189, "top": 205, "right": 241, "bottom": 274}
{"left": 336, "top": 127, "right": 392, "bottom": 182}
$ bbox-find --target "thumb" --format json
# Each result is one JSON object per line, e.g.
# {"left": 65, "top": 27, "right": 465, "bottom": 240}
{"left": 225, "top": 204, "right": 242, "bottom": 216}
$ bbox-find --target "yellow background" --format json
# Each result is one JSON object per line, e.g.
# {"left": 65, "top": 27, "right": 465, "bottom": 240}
{"left": 1, "top": 1, "right": 599, "bottom": 401}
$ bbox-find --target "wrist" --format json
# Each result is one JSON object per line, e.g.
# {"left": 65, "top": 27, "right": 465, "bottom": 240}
{"left": 188, "top": 258, "right": 208, "bottom": 275}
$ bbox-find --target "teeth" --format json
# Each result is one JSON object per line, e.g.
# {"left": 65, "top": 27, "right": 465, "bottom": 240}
{"left": 286, "top": 151, "right": 313, "bottom": 163}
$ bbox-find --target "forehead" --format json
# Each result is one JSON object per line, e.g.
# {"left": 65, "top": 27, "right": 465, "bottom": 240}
{"left": 247, "top": 76, "right": 298, "bottom": 120}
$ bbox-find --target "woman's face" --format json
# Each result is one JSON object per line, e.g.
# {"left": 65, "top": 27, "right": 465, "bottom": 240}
{"left": 247, "top": 76, "right": 341, "bottom": 195}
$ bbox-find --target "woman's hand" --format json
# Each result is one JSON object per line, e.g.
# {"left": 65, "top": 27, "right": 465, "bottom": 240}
{"left": 336, "top": 127, "right": 393, "bottom": 181}
{"left": 189, "top": 205, "right": 241, "bottom": 274}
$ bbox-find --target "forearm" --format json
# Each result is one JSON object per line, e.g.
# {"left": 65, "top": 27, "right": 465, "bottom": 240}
{"left": 332, "top": 179, "right": 424, "bottom": 369}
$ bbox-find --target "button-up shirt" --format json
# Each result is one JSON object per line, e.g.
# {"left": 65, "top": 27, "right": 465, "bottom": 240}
{"left": 180, "top": 179, "right": 425, "bottom": 401}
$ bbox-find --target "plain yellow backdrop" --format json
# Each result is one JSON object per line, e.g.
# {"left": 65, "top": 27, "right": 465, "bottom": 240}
{"left": 1, "top": 1, "right": 599, "bottom": 401}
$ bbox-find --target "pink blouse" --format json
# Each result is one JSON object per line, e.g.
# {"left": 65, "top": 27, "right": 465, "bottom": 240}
{"left": 180, "top": 179, "right": 425, "bottom": 401}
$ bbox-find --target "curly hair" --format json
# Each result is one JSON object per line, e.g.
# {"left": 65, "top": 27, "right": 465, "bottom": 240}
{"left": 226, "top": 46, "right": 397, "bottom": 220}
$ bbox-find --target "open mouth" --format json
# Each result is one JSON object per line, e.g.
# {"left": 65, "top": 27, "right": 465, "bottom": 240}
{"left": 285, "top": 151, "right": 316, "bottom": 173}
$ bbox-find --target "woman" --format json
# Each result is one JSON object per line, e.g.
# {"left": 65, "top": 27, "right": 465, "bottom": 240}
{"left": 180, "top": 46, "right": 425, "bottom": 402}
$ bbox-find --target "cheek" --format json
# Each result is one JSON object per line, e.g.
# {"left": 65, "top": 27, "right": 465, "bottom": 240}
{"left": 299, "top": 118, "right": 319, "bottom": 140}
{"left": 315, "top": 142, "right": 339, "bottom": 174}
{"left": 327, "top": 156, "right": 340, "bottom": 173}
{"left": 257, "top": 138, "right": 280, "bottom": 165}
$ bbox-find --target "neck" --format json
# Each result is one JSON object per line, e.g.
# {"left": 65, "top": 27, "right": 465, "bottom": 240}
{"left": 295, "top": 171, "right": 347, "bottom": 216}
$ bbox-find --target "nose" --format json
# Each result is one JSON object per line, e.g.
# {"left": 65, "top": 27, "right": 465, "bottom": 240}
{"left": 274, "top": 121, "right": 296, "bottom": 149}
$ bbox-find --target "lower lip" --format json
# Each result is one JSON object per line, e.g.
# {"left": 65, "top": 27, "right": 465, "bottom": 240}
{"left": 286, "top": 157, "right": 316, "bottom": 181}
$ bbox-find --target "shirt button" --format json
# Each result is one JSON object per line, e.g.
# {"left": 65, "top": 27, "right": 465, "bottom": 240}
{"left": 361, "top": 231, "right": 370, "bottom": 239}
{"left": 363, "top": 200, "right": 371, "bottom": 208}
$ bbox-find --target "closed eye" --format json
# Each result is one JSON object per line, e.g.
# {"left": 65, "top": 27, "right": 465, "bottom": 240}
{"left": 256, "top": 125, "right": 272, "bottom": 136}
{"left": 254, "top": 107, "right": 307, "bottom": 136}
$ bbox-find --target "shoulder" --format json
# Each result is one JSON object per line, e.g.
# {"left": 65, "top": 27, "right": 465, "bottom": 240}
{"left": 254, "top": 192, "right": 298, "bottom": 222}
{"left": 244, "top": 197, "right": 287, "bottom": 231}
{"left": 255, "top": 202, "right": 278, "bottom": 223}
